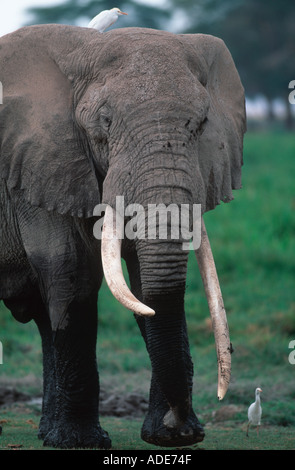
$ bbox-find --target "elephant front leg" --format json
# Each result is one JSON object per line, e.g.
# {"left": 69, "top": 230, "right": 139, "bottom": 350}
{"left": 42, "top": 295, "right": 111, "bottom": 449}
{"left": 138, "top": 294, "right": 205, "bottom": 447}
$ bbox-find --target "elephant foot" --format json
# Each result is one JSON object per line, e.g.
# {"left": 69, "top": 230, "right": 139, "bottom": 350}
{"left": 141, "top": 409, "right": 205, "bottom": 447}
{"left": 43, "top": 423, "right": 111, "bottom": 449}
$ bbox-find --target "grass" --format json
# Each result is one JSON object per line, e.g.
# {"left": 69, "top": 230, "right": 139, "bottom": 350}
{"left": 1, "top": 409, "right": 294, "bottom": 450}
{"left": 0, "top": 131, "right": 295, "bottom": 450}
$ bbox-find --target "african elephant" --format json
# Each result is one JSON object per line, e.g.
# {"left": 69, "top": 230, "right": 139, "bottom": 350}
{"left": 0, "top": 25, "right": 246, "bottom": 448}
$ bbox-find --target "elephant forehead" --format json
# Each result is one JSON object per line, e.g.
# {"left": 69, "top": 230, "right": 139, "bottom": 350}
{"left": 116, "top": 75, "right": 207, "bottom": 109}
{"left": 98, "top": 52, "right": 205, "bottom": 105}
{"left": 126, "top": 48, "right": 190, "bottom": 80}
{"left": 94, "top": 29, "right": 205, "bottom": 82}
{"left": 106, "top": 70, "right": 209, "bottom": 112}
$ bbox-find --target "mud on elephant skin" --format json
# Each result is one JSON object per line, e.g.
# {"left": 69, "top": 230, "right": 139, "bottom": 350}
{"left": 0, "top": 25, "right": 246, "bottom": 448}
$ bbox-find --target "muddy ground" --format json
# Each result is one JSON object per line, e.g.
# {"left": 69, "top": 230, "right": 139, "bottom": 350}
{"left": 0, "top": 385, "right": 149, "bottom": 418}
{"left": 0, "top": 384, "right": 244, "bottom": 425}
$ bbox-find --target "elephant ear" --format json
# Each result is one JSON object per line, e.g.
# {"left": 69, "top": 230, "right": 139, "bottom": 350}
{"left": 0, "top": 25, "right": 100, "bottom": 218}
{"left": 184, "top": 34, "right": 246, "bottom": 213}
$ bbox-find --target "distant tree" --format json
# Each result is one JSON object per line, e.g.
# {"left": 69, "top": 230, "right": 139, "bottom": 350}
{"left": 167, "top": 0, "right": 242, "bottom": 32}
{"left": 182, "top": 0, "right": 295, "bottom": 128}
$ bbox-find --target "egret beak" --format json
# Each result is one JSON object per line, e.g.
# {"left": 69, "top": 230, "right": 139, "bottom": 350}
{"left": 119, "top": 11, "right": 128, "bottom": 15}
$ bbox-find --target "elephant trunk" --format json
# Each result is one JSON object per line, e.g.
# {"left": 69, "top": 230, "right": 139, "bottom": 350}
{"left": 136, "top": 236, "right": 192, "bottom": 423}
{"left": 101, "top": 203, "right": 192, "bottom": 422}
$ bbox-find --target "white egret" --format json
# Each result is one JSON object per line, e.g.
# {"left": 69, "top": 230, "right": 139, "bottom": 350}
{"left": 246, "top": 387, "right": 262, "bottom": 437}
{"left": 88, "top": 7, "right": 127, "bottom": 33}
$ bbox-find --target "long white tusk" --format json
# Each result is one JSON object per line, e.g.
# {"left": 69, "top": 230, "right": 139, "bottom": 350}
{"left": 101, "top": 205, "right": 155, "bottom": 317}
{"left": 195, "top": 217, "right": 232, "bottom": 400}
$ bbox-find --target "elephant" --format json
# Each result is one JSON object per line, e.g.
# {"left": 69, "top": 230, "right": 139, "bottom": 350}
{"left": 0, "top": 25, "right": 246, "bottom": 449}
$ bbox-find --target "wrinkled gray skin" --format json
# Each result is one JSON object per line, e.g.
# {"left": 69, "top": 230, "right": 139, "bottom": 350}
{"left": 0, "top": 25, "right": 246, "bottom": 448}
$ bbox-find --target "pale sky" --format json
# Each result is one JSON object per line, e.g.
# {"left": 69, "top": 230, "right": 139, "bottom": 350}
{"left": 0, "top": 0, "right": 65, "bottom": 36}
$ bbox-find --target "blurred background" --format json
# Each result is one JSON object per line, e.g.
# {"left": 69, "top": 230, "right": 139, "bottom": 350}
{"left": 0, "top": 0, "right": 294, "bottom": 450}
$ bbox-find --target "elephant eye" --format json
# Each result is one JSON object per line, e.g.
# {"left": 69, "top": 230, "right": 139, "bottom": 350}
{"left": 100, "top": 113, "right": 112, "bottom": 131}
{"left": 198, "top": 117, "right": 208, "bottom": 136}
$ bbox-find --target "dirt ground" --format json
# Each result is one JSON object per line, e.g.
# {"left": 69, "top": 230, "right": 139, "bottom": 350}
{"left": 0, "top": 385, "right": 149, "bottom": 418}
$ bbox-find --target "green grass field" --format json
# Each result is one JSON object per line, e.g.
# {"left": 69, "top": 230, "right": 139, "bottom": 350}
{"left": 0, "top": 131, "right": 295, "bottom": 450}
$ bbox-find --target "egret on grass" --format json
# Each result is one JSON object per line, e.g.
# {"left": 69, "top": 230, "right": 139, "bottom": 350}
{"left": 247, "top": 387, "right": 262, "bottom": 437}
{"left": 88, "top": 7, "right": 127, "bottom": 32}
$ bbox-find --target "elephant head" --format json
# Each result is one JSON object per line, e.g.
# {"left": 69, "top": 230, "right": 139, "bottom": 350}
{"left": 0, "top": 25, "right": 245, "bottom": 439}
